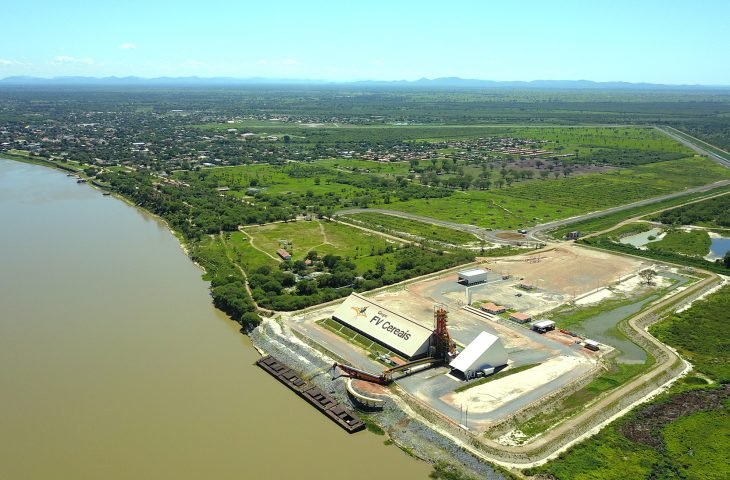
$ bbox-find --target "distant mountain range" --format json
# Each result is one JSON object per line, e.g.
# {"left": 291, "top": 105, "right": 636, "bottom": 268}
{"left": 1, "top": 75, "right": 727, "bottom": 89}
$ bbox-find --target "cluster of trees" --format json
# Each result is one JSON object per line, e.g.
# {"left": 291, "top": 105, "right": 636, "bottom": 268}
{"left": 189, "top": 239, "right": 260, "bottom": 328}
{"left": 100, "top": 170, "right": 297, "bottom": 239}
{"left": 654, "top": 195, "right": 730, "bottom": 227}
{"left": 247, "top": 246, "right": 473, "bottom": 311}
{"left": 333, "top": 171, "right": 451, "bottom": 202}
{"left": 573, "top": 148, "right": 685, "bottom": 166}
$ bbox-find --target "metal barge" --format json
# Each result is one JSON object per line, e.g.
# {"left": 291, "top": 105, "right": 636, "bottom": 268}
{"left": 256, "top": 355, "right": 366, "bottom": 433}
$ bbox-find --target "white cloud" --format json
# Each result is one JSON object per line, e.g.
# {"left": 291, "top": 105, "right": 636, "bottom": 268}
{"left": 53, "top": 55, "right": 94, "bottom": 65}
{"left": 258, "top": 58, "right": 301, "bottom": 67}
{"left": 0, "top": 58, "right": 18, "bottom": 66}
{"left": 180, "top": 60, "right": 206, "bottom": 68}
{"left": 119, "top": 43, "right": 137, "bottom": 50}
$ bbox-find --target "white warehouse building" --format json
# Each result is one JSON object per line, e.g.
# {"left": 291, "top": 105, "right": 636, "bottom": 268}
{"left": 457, "top": 268, "right": 488, "bottom": 286}
{"left": 449, "top": 331, "right": 507, "bottom": 376}
{"left": 331, "top": 293, "right": 434, "bottom": 359}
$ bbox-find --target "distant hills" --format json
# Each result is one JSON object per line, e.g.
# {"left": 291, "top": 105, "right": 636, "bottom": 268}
{"left": 1, "top": 75, "right": 727, "bottom": 89}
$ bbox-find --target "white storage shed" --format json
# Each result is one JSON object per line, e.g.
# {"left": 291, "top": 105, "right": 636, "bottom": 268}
{"left": 457, "top": 269, "right": 488, "bottom": 286}
{"left": 450, "top": 331, "right": 507, "bottom": 376}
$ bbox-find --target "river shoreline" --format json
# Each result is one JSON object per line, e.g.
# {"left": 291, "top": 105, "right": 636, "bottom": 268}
{"left": 1, "top": 158, "right": 434, "bottom": 480}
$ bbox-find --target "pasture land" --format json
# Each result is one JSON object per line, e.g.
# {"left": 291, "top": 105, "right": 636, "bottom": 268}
{"left": 238, "top": 220, "right": 395, "bottom": 273}
{"left": 550, "top": 184, "right": 730, "bottom": 239}
{"left": 339, "top": 212, "right": 480, "bottom": 245}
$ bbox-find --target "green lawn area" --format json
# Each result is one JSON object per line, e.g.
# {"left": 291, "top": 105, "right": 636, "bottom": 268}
{"left": 341, "top": 212, "right": 481, "bottom": 245}
{"left": 244, "top": 219, "right": 392, "bottom": 260}
{"left": 239, "top": 219, "right": 396, "bottom": 274}
{"left": 647, "top": 229, "right": 711, "bottom": 257}
{"left": 389, "top": 190, "right": 580, "bottom": 230}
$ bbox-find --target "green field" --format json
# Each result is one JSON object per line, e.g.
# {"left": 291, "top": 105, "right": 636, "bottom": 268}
{"left": 527, "top": 287, "right": 730, "bottom": 479}
{"left": 550, "top": 185, "right": 730, "bottom": 239}
{"left": 652, "top": 192, "right": 730, "bottom": 228}
{"left": 388, "top": 156, "right": 730, "bottom": 230}
{"left": 340, "top": 212, "right": 480, "bottom": 245}
{"left": 650, "top": 285, "right": 730, "bottom": 382}
{"left": 647, "top": 229, "right": 711, "bottom": 257}
{"left": 239, "top": 219, "right": 394, "bottom": 272}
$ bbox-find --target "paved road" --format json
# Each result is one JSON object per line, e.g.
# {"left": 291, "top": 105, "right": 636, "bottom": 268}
{"left": 477, "top": 270, "right": 722, "bottom": 466}
{"left": 337, "top": 127, "right": 730, "bottom": 246}
{"left": 527, "top": 179, "right": 730, "bottom": 241}
{"left": 336, "top": 177, "right": 730, "bottom": 246}
{"left": 336, "top": 208, "right": 493, "bottom": 241}
{"left": 655, "top": 125, "right": 730, "bottom": 168}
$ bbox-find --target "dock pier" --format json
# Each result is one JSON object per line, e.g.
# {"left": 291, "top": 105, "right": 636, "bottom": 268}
{"left": 256, "top": 355, "right": 366, "bottom": 433}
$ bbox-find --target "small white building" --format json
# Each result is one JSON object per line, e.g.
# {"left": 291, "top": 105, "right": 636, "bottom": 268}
{"left": 457, "top": 269, "right": 488, "bottom": 286}
{"left": 532, "top": 320, "right": 556, "bottom": 333}
{"left": 450, "top": 331, "right": 507, "bottom": 377}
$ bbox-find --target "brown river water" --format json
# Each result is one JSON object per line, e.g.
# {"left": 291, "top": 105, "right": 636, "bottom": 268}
{"left": 0, "top": 159, "right": 429, "bottom": 479}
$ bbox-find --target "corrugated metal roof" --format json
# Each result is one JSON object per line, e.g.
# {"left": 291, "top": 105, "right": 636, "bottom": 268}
{"left": 332, "top": 293, "right": 432, "bottom": 358}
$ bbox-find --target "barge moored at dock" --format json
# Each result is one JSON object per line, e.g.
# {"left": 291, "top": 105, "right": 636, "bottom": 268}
{"left": 256, "top": 355, "right": 365, "bottom": 433}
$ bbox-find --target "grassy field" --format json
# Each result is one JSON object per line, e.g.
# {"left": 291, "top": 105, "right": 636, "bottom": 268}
{"left": 550, "top": 184, "right": 730, "bottom": 239}
{"left": 647, "top": 229, "right": 711, "bottom": 257}
{"left": 388, "top": 156, "right": 730, "bottom": 229}
{"left": 516, "top": 362, "right": 650, "bottom": 439}
{"left": 650, "top": 285, "right": 730, "bottom": 382}
{"left": 526, "top": 287, "right": 730, "bottom": 479}
{"left": 238, "top": 220, "right": 395, "bottom": 273}
{"left": 340, "top": 212, "right": 480, "bottom": 245}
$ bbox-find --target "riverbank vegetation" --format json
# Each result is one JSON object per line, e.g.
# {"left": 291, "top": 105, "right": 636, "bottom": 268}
{"left": 647, "top": 229, "right": 711, "bottom": 257}
{"left": 526, "top": 286, "right": 730, "bottom": 480}
{"left": 3, "top": 87, "right": 730, "bottom": 329}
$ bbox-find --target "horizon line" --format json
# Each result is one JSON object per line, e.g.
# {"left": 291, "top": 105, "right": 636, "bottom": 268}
{"left": 1, "top": 75, "right": 729, "bottom": 88}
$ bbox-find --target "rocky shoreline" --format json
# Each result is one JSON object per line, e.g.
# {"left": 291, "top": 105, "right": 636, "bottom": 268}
{"left": 250, "top": 317, "right": 508, "bottom": 480}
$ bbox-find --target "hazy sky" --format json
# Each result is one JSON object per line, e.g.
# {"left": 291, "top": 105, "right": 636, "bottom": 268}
{"left": 2, "top": 0, "right": 728, "bottom": 84}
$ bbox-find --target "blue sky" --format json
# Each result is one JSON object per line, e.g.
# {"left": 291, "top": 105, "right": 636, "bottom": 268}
{"left": 2, "top": 0, "right": 728, "bottom": 84}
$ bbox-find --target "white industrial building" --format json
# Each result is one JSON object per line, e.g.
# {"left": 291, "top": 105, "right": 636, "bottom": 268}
{"left": 331, "top": 293, "right": 433, "bottom": 359}
{"left": 449, "top": 331, "right": 507, "bottom": 376}
{"left": 532, "top": 320, "right": 556, "bottom": 333}
{"left": 457, "top": 268, "right": 488, "bottom": 286}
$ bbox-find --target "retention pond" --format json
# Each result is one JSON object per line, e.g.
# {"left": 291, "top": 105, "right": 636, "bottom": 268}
{"left": 570, "top": 273, "right": 689, "bottom": 364}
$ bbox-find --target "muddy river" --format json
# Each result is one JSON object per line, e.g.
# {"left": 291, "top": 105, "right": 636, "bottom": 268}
{"left": 0, "top": 159, "right": 429, "bottom": 479}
